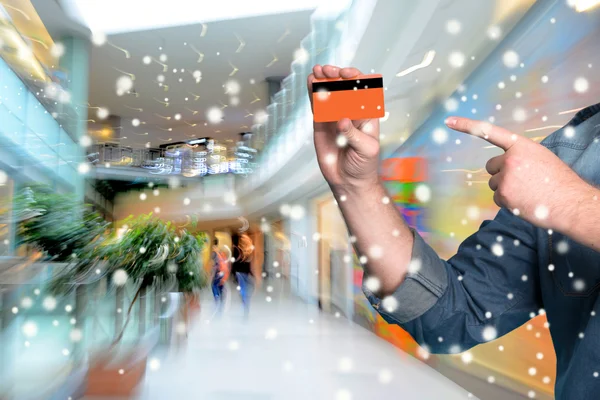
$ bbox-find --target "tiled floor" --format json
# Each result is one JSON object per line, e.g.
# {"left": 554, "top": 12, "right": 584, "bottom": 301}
{"left": 136, "top": 282, "right": 473, "bottom": 400}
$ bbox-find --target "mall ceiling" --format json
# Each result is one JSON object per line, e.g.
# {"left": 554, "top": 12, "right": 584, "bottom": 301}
{"left": 31, "top": 0, "right": 315, "bottom": 147}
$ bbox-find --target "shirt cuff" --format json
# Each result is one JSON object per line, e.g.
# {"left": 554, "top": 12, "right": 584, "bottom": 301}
{"left": 362, "top": 228, "right": 448, "bottom": 324}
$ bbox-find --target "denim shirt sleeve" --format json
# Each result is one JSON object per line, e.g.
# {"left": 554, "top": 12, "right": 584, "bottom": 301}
{"left": 363, "top": 208, "right": 542, "bottom": 353}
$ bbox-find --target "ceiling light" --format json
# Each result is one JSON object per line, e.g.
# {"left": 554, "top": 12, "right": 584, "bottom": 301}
{"left": 396, "top": 50, "right": 436, "bottom": 77}
{"left": 575, "top": 0, "right": 600, "bottom": 11}
{"left": 61, "top": 0, "right": 326, "bottom": 34}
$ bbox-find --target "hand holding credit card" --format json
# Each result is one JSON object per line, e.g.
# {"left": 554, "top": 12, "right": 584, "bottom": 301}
{"left": 311, "top": 74, "right": 385, "bottom": 123}
{"left": 307, "top": 65, "right": 382, "bottom": 191}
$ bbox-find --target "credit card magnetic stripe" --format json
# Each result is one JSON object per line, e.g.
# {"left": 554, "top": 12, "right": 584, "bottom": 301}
{"left": 312, "top": 77, "right": 384, "bottom": 93}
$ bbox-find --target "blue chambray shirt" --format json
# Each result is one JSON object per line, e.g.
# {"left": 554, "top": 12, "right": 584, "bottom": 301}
{"left": 364, "top": 103, "right": 600, "bottom": 400}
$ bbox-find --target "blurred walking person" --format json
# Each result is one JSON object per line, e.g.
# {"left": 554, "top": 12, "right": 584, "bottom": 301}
{"left": 210, "top": 238, "right": 228, "bottom": 315}
{"left": 231, "top": 232, "right": 254, "bottom": 318}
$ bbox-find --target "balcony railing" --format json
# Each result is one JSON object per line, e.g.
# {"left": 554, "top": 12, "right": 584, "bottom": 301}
{"left": 0, "top": 257, "right": 186, "bottom": 398}
{"left": 89, "top": 142, "right": 256, "bottom": 178}
{"left": 236, "top": 0, "right": 377, "bottom": 194}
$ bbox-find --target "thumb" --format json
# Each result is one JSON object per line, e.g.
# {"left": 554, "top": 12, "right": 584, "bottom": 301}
{"left": 337, "top": 118, "right": 377, "bottom": 156}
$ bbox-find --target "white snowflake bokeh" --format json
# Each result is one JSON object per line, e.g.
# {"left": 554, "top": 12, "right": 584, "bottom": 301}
{"left": 448, "top": 51, "right": 466, "bottom": 68}
{"left": 112, "top": 269, "right": 128, "bottom": 286}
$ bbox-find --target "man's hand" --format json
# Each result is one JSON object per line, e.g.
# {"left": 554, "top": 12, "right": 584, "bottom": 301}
{"left": 307, "top": 65, "right": 380, "bottom": 191}
{"left": 307, "top": 65, "right": 413, "bottom": 294}
{"left": 446, "top": 117, "right": 594, "bottom": 232}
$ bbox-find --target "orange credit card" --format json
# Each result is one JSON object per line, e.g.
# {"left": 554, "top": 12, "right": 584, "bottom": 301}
{"left": 311, "top": 74, "right": 385, "bottom": 123}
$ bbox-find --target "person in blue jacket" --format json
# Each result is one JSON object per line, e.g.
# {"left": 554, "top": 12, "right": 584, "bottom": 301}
{"left": 309, "top": 64, "right": 600, "bottom": 400}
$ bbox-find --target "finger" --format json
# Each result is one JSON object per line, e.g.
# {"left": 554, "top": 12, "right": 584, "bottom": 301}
{"left": 493, "top": 191, "right": 503, "bottom": 208}
{"left": 338, "top": 118, "right": 362, "bottom": 144}
{"left": 313, "top": 65, "right": 326, "bottom": 79}
{"left": 307, "top": 73, "right": 315, "bottom": 109}
{"left": 322, "top": 65, "right": 342, "bottom": 79}
{"left": 307, "top": 73, "right": 315, "bottom": 92}
{"left": 355, "top": 118, "right": 380, "bottom": 140}
{"left": 340, "top": 67, "right": 362, "bottom": 79}
{"left": 445, "top": 117, "right": 522, "bottom": 151}
{"left": 485, "top": 154, "right": 504, "bottom": 175}
{"left": 488, "top": 173, "right": 501, "bottom": 191}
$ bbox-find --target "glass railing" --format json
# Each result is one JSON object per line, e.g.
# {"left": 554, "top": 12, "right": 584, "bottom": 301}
{"left": 90, "top": 142, "right": 255, "bottom": 178}
{"left": 237, "top": 0, "right": 376, "bottom": 194}
{"left": 0, "top": 259, "right": 184, "bottom": 398}
{"left": 0, "top": 56, "right": 81, "bottom": 191}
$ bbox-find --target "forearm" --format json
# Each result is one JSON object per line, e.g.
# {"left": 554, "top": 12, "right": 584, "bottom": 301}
{"left": 332, "top": 181, "right": 414, "bottom": 295}
{"left": 559, "top": 186, "right": 600, "bottom": 251}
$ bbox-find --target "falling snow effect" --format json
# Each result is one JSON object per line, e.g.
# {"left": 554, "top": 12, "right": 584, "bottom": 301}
{"left": 22, "top": 321, "right": 38, "bottom": 338}
{"left": 487, "top": 25, "right": 502, "bottom": 40}
{"left": 265, "top": 328, "right": 278, "bottom": 340}
{"left": 364, "top": 276, "right": 381, "bottom": 292}
{"left": 206, "top": 107, "right": 224, "bottom": 124}
{"left": 574, "top": 77, "right": 589, "bottom": 93}
{"left": 534, "top": 205, "right": 549, "bottom": 220}
{"left": 556, "top": 240, "right": 569, "bottom": 254}
{"left": 444, "top": 97, "right": 459, "bottom": 112}
{"left": 78, "top": 163, "right": 91, "bottom": 174}
{"left": 415, "top": 184, "right": 431, "bottom": 203}
{"left": 564, "top": 126, "right": 576, "bottom": 138}
{"left": 50, "top": 42, "right": 65, "bottom": 58}
{"left": 70, "top": 328, "right": 83, "bottom": 342}
{"left": 408, "top": 258, "right": 422, "bottom": 274}
{"left": 573, "top": 279, "right": 586, "bottom": 292}
{"left": 112, "top": 269, "right": 128, "bottom": 286}
{"left": 502, "top": 50, "right": 520, "bottom": 68}
{"left": 97, "top": 107, "right": 109, "bottom": 120}
{"left": 254, "top": 110, "right": 269, "bottom": 125}
{"left": 446, "top": 19, "right": 462, "bottom": 35}
{"left": 491, "top": 243, "right": 504, "bottom": 257}
{"left": 324, "top": 153, "right": 337, "bottom": 165}
{"left": 482, "top": 326, "right": 498, "bottom": 341}
{"left": 448, "top": 52, "right": 466, "bottom": 68}
{"left": 294, "top": 48, "right": 310, "bottom": 64}
{"left": 149, "top": 358, "right": 161, "bottom": 371}
{"left": 116, "top": 76, "right": 133, "bottom": 96}
{"left": 378, "top": 368, "right": 393, "bottom": 384}
{"left": 466, "top": 206, "right": 480, "bottom": 220}
{"left": 336, "top": 389, "right": 353, "bottom": 400}
{"left": 512, "top": 107, "right": 528, "bottom": 122}
{"left": 336, "top": 134, "right": 348, "bottom": 147}
{"left": 42, "top": 296, "right": 57, "bottom": 311}
{"left": 382, "top": 296, "right": 399, "bottom": 313}
{"left": 224, "top": 79, "right": 241, "bottom": 95}
{"left": 91, "top": 32, "right": 107, "bottom": 46}
{"left": 290, "top": 205, "right": 306, "bottom": 220}
{"left": 461, "top": 352, "right": 473, "bottom": 364}
{"left": 432, "top": 128, "right": 448, "bottom": 144}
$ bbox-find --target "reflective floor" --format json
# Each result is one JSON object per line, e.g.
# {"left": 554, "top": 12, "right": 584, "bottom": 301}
{"left": 117, "top": 281, "right": 473, "bottom": 400}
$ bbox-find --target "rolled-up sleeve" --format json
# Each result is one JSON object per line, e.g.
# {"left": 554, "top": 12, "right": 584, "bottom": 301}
{"left": 363, "top": 208, "right": 542, "bottom": 354}
{"left": 363, "top": 228, "right": 448, "bottom": 323}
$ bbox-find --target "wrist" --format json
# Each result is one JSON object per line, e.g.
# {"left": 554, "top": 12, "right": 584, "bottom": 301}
{"left": 554, "top": 183, "right": 599, "bottom": 234}
{"left": 330, "top": 177, "right": 383, "bottom": 197}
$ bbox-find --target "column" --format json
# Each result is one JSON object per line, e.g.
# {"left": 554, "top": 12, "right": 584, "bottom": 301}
{"left": 265, "top": 77, "right": 283, "bottom": 104}
{"left": 59, "top": 36, "right": 90, "bottom": 200}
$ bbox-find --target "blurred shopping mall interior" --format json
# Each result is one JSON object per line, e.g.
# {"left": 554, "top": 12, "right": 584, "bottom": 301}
{"left": 0, "top": 0, "right": 599, "bottom": 399}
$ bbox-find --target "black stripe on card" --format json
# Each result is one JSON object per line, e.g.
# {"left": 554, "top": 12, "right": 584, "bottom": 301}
{"left": 312, "top": 77, "right": 383, "bottom": 93}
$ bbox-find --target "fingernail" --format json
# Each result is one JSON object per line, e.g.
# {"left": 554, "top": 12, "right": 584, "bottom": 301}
{"left": 445, "top": 117, "right": 457, "bottom": 127}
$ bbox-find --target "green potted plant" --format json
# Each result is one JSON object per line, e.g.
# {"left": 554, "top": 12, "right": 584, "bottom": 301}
{"left": 14, "top": 185, "right": 108, "bottom": 261}
{"left": 48, "top": 213, "right": 208, "bottom": 397}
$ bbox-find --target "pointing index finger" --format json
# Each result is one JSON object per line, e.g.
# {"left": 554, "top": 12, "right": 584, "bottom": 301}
{"left": 445, "top": 117, "right": 519, "bottom": 151}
